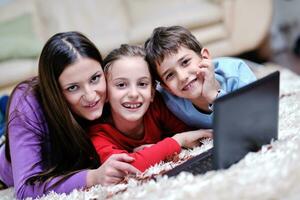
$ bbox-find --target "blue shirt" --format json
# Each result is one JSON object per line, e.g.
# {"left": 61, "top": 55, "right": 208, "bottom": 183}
{"left": 157, "top": 57, "right": 257, "bottom": 128}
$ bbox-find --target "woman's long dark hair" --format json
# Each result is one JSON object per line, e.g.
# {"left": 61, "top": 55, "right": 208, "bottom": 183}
{"left": 5, "top": 31, "right": 102, "bottom": 185}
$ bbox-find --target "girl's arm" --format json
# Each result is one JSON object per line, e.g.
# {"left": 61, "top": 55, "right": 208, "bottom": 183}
{"left": 92, "top": 135, "right": 181, "bottom": 172}
{"left": 91, "top": 129, "right": 212, "bottom": 172}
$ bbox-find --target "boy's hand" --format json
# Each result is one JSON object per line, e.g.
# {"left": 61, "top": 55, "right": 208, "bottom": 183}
{"left": 197, "top": 58, "right": 220, "bottom": 103}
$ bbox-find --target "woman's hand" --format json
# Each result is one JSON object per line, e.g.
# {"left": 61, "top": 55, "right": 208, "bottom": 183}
{"left": 86, "top": 154, "right": 140, "bottom": 187}
{"left": 172, "top": 129, "right": 213, "bottom": 149}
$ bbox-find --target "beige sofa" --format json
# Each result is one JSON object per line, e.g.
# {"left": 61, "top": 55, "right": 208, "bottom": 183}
{"left": 0, "top": 0, "right": 273, "bottom": 95}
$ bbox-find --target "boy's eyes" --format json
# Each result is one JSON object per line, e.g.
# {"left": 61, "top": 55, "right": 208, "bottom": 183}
{"left": 165, "top": 72, "right": 175, "bottom": 81}
{"left": 181, "top": 58, "right": 190, "bottom": 67}
{"left": 163, "top": 58, "right": 191, "bottom": 81}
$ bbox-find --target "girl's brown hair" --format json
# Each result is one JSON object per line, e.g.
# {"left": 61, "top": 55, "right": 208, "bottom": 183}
{"left": 103, "top": 44, "right": 156, "bottom": 87}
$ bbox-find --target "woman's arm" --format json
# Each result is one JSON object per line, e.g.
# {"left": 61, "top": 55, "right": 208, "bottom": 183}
{"left": 8, "top": 89, "right": 139, "bottom": 199}
{"left": 86, "top": 154, "right": 139, "bottom": 186}
{"left": 7, "top": 90, "right": 88, "bottom": 199}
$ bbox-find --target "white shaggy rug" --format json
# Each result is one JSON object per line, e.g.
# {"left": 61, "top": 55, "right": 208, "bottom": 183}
{"left": 1, "top": 64, "right": 300, "bottom": 200}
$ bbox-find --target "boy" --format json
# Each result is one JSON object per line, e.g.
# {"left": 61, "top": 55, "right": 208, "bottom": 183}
{"left": 144, "top": 25, "right": 256, "bottom": 128}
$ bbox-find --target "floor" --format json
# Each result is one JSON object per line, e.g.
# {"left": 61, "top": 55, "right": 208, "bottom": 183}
{"left": 238, "top": 46, "right": 300, "bottom": 76}
{"left": 270, "top": 50, "right": 300, "bottom": 75}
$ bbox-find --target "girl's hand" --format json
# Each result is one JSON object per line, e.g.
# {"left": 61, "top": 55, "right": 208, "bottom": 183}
{"left": 133, "top": 144, "right": 154, "bottom": 152}
{"left": 172, "top": 129, "right": 213, "bottom": 149}
{"left": 86, "top": 154, "right": 140, "bottom": 187}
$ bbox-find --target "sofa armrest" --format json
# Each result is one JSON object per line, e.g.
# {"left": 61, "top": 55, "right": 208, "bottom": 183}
{"left": 215, "top": 0, "right": 273, "bottom": 56}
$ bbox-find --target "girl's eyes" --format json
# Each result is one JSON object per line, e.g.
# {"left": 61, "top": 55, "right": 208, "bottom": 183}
{"left": 138, "top": 82, "right": 149, "bottom": 88}
{"left": 67, "top": 85, "right": 78, "bottom": 92}
{"left": 116, "top": 82, "right": 126, "bottom": 88}
{"left": 115, "top": 81, "right": 149, "bottom": 88}
{"left": 90, "top": 74, "right": 100, "bottom": 84}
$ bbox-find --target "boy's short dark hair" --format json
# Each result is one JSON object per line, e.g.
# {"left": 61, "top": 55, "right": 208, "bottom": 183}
{"left": 144, "top": 25, "right": 203, "bottom": 82}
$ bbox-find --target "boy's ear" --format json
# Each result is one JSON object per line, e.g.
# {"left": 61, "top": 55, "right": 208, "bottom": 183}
{"left": 200, "top": 48, "right": 211, "bottom": 59}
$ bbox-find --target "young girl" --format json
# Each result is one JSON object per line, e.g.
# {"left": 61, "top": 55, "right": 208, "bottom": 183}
{"left": 89, "top": 44, "right": 212, "bottom": 172}
{"left": 0, "top": 32, "right": 139, "bottom": 199}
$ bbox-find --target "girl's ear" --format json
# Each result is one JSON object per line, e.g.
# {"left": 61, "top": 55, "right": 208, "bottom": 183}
{"left": 200, "top": 48, "right": 211, "bottom": 59}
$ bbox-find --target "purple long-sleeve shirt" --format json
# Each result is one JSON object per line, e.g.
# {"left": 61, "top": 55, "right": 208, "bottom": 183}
{"left": 0, "top": 83, "right": 87, "bottom": 199}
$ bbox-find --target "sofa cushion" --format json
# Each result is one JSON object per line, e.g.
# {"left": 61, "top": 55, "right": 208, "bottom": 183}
{"left": 0, "top": 59, "right": 37, "bottom": 89}
{"left": 0, "top": 13, "right": 42, "bottom": 61}
{"left": 126, "top": 0, "right": 223, "bottom": 44}
{"left": 35, "top": 0, "right": 129, "bottom": 54}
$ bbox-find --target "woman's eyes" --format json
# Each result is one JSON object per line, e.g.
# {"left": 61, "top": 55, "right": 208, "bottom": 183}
{"left": 90, "top": 74, "right": 100, "bottom": 84}
{"left": 66, "top": 74, "right": 101, "bottom": 92}
{"left": 67, "top": 85, "right": 78, "bottom": 92}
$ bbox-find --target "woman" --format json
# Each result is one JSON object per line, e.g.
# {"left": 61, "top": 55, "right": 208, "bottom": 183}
{"left": 0, "top": 32, "right": 139, "bottom": 199}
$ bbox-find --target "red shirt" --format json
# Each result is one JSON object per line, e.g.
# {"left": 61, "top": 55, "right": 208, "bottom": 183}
{"left": 89, "top": 93, "right": 191, "bottom": 172}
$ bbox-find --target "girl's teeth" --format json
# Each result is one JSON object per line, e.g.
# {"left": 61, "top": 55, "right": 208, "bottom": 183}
{"left": 124, "top": 103, "right": 141, "bottom": 108}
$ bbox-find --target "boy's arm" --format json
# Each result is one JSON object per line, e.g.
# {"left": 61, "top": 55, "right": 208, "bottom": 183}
{"left": 235, "top": 59, "right": 257, "bottom": 87}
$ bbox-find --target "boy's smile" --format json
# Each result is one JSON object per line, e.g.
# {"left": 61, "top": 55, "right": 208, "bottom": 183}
{"left": 182, "top": 77, "right": 198, "bottom": 91}
{"left": 157, "top": 46, "right": 209, "bottom": 101}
